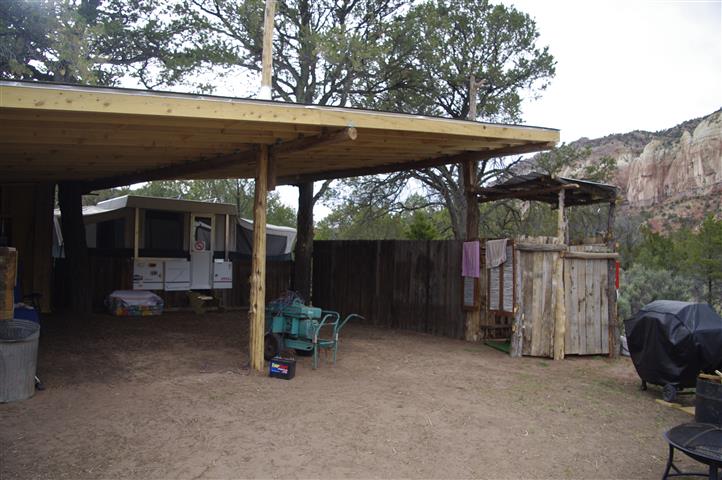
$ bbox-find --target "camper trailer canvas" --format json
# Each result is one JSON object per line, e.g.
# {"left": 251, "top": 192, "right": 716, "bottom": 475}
{"left": 53, "top": 195, "right": 296, "bottom": 299}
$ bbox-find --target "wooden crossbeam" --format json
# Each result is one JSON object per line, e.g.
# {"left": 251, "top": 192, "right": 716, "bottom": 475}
{"left": 82, "top": 127, "right": 358, "bottom": 192}
{"left": 84, "top": 148, "right": 255, "bottom": 192}
{"left": 279, "top": 141, "right": 555, "bottom": 185}
{"left": 270, "top": 127, "right": 358, "bottom": 156}
{"left": 475, "top": 183, "right": 579, "bottom": 204}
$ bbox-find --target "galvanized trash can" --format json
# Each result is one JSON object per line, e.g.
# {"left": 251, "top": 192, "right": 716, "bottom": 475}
{"left": 0, "top": 319, "right": 40, "bottom": 403}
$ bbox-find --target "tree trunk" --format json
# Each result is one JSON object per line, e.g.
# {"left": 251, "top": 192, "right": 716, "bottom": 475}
{"left": 57, "top": 182, "right": 91, "bottom": 314}
{"left": 294, "top": 181, "right": 314, "bottom": 302}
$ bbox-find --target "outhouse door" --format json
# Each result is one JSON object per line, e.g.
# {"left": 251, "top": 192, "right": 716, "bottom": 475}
{"left": 190, "top": 214, "right": 214, "bottom": 289}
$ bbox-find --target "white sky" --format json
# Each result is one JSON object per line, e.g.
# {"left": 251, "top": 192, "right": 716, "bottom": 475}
{"left": 506, "top": 0, "right": 722, "bottom": 141}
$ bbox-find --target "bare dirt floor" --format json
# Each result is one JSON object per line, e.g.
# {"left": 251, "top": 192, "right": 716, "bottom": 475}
{"left": 0, "top": 311, "right": 703, "bottom": 479}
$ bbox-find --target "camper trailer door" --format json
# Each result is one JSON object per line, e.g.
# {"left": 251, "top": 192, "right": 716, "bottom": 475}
{"left": 190, "top": 214, "right": 213, "bottom": 289}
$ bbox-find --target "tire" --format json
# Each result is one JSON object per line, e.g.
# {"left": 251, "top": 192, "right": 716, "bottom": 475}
{"left": 295, "top": 348, "right": 313, "bottom": 357}
{"left": 640, "top": 380, "right": 647, "bottom": 391}
{"left": 663, "top": 383, "right": 677, "bottom": 402}
{"left": 264, "top": 333, "right": 282, "bottom": 360}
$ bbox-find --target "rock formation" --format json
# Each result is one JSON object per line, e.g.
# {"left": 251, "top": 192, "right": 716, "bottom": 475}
{"left": 561, "top": 109, "right": 721, "bottom": 230}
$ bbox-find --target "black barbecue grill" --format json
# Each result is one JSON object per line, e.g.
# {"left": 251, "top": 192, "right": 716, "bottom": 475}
{"left": 624, "top": 301, "right": 722, "bottom": 402}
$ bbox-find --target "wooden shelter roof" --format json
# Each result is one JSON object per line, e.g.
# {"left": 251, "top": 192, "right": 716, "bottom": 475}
{"left": 475, "top": 172, "right": 618, "bottom": 206}
{"left": 0, "top": 81, "right": 559, "bottom": 189}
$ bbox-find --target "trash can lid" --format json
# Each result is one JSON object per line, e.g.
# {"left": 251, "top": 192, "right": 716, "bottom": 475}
{"left": 0, "top": 319, "right": 40, "bottom": 342}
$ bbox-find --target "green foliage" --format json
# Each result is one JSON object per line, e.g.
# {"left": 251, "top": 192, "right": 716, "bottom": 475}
{"left": 618, "top": 264, "right": 693, "bottom": 321}
{"left": 0, "top": 0, "right": 194, "bottom": 87}
{"left": 360, "top": 0, "right": 555, "bottom": 121}
{"left": 404, "top": 211, "right": 441, "bottom": 240}
{"left": 164, "top": 0, "right": 407, "bottom": 103}
{"left": 680, "top": 214, "right": 722, "bottom": 305}
{"left": 628, "top": 215, "right": 722, "bottom": 309}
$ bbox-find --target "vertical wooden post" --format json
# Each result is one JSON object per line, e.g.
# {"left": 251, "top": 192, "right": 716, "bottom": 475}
{"left": 133, "top": 207, "right": 140, "bottom": 259}
{"left": 510, "top": 249, "right": 523, "bottom": 357}
{"left": 248, "top": 145, "right": 269, "bottom": 372}
{"left": 259, "top": 0, "right": 277, "bottom": 100}
{"left": 556, "top": 188, "right": 566, "bottom": 241}
{"left": 294, "top": 181, "right": 314, "bottom": 302}
{"left": 0, "top": 247, "right": 17, "bottom": 321}
{"left": 553, "top": 189, "right": 567, "bottom": 360}
{"left": 462, "top": 160, "right": 481, "bottom": 342}
{"left": 607, "top": 200, "right": 619, "bottom": 358}
{"left": 469, "top": 75, "right": 478, "bottom": 120}
{"left": 224, "top": 214, "right": 230, "bottom": 261}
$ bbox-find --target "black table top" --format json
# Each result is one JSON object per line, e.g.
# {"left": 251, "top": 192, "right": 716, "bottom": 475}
{"left": 665, "top": 422, "right": 722, "bottom": 465}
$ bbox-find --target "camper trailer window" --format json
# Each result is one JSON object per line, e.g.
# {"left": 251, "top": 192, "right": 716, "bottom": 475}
{"left": 97, "top": 218, "right": 125, "bottom": 249}
{"left": 145, "top": 210, "right": 183, "bottom": 251}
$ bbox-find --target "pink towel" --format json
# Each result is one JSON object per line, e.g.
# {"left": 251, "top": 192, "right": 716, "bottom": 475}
{"left": 462, "top": 241, "right": 480, "bottom": 278}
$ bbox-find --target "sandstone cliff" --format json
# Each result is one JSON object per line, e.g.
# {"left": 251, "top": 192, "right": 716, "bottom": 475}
{"left": 564, "top": 109, "right": 721, "bottom": 229}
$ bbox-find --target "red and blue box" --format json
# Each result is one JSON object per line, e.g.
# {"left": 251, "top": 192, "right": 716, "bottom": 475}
{"left": 269, "top": 356, "right": 296, "bottom": 380}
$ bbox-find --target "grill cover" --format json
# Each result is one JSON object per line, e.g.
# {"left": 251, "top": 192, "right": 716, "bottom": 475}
{"left": 625, "top": 300, "right": 722, "bottom": 388}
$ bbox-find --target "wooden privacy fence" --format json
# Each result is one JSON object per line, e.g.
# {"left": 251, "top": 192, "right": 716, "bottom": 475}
{"left": 312, "top": 240, "right": 465, "bottom": 339}
{"left": 53, "top": 254, "right": 292, "bottom": 311}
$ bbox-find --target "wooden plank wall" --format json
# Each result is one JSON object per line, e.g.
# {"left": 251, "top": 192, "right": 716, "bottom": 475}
{"left": 0, "top": 184, "right": 55, "bottom": 312}
{"left": 53, "top": 256, "right": 292, "bottom": 311}
{"left": 516, "top": 241, "right": 612, "bottom": 358}
{"left": 563, "top": 245, "right": 609, "bottom": 355}
{"left": 312, "top": 240, "right": 465, "bottom": 339}
{"left": 519, "top": 249, "right": 558, "bottom": 357}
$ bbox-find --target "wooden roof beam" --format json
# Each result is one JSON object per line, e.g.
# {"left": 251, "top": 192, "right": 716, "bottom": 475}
{"left": 271, "top": 127, "right": 357, "bottom": 157}
{"left": 84, "top": 148, "right": 255, "bottom": 192}
{"left": 83, "top": 127, "right": 358, "bottom": 192}
{"left": 475, "top": 183, "right": 579, "bottom": 204}
{"left": 278, "top": 141, "right": 555, "bottom": 185}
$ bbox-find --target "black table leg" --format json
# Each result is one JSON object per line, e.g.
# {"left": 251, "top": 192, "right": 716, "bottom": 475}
{"left": 663, "top": 444, "right": 675, "bottom": 480}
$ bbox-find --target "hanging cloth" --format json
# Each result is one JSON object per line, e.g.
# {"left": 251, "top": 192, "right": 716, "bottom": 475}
{"left": 461, "top": 240, "right": 480, "bottom": 278}
{"left": 485, "top": 238, "right": 508, "bottom": 268}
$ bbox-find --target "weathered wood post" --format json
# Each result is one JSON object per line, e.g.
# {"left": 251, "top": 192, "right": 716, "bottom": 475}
{"left": 258, "top": 0, "right": 276, "bottom": 100}
{"left": 248, "top": 145, "right": 269, "bottom": 371}
{"left": 607, "top": 199, "right": 619, "bottom": 358}
{"left": 463, "top": 74, "right": 483, "bottom": 342}
{"left": 553, "top": 188, "right": 567, "bottom": 360}
{"left": 462, "top": 160, "right": 481, "bottom": 342}
{"left": 0, "top": 247, "right": 17, "bottom": 321}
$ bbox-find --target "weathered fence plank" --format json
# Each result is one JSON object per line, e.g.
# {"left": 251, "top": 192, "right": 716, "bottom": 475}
{"left": 312, "top": 240, "right": 465, "bottom": 339}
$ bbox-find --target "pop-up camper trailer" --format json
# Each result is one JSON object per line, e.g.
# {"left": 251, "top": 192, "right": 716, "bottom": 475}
{"left": 54, "top": 195, "right": 296, "bottom": 295}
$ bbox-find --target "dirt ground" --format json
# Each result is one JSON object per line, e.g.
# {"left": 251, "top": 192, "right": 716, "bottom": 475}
{"left": 0, "top": 311, "right": 701, "bottom": 479}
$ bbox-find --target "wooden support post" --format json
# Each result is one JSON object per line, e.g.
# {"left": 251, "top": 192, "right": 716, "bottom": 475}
{"left": 556, "top": 188, "right": 566, "bottom": 241}
{"left": 469, "top": 75, "right": 478, "bottom": 120}
{"left": 0, "top": 247, "right": 17, "bottom": 321}
{"left": 294, "top": 181, "right": 314, "bottom": 302}
{"left": 607, "top": 200, "right": 619, "bottom": 358}
{"left": 553, "top": 189, "right": 567, "bottom": 360}
{"left": 510, "top": 249, "right": 523, "bottom": 357}
{"left": 462, "top": 159, "right": 481, "bottom": 342}
{"left": 133, "top": 207, "right": 140, "bottom": 259}
{"left": 259, "top": 0, "right": 276, "bottom": 100}
{"left": 248, "top": 145, "right": 269, "bottom": 372}
{"left": 224, "top": 214, "right": 230, "bottom": 261}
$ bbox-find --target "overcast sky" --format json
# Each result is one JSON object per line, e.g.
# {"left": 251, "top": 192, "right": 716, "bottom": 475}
{"left": 504, "top": 0, "right": 722, "bottom": 142}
